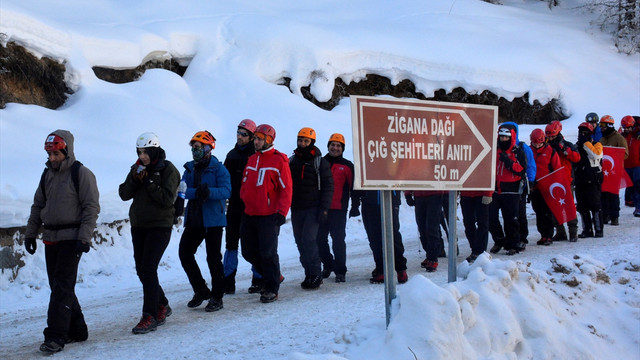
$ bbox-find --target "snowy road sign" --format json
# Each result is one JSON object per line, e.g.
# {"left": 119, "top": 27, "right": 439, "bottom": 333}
{"left": 351, "top": 95, "right": 497, "bottom": 190}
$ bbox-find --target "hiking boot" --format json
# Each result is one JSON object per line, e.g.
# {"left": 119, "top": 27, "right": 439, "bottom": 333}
{"left": 300, "top": 275, "right": 311, "bottom": 289}
{"left": 305, "top": 275, "right": 323, "bottom": 290}
{"left": 594, "top": 231, "right": 604, "bottom": 238}
{"left": 397, "top": 270, "right": 408, "bottom": 284}
{"left": 248, "top": 277, "right": 263, "bottom": 294}
{"left": 578, "top": 230, "right": 594, "bottom": 239}
{"left": 515, "top": 241, "right": 526, "bottom": 251}
{"left": 569, "top": 236, "right": 578, "bottom": 243}
{"left": 132, "top": 313, "right": 157, "bottom": 334}
{"left": 424, "top": 260, "right": 438, "bottom": 272}
{"left": 260, "top": 292, "right": 278, "bottom": 303}
{"left": 40, "top": 339, "right": 64, "bottom": 353}
{"left": 465, "top": 253, "right": 478, "bottom": 263}
{"left": 322, "top": 267, "right": 333, "bottom": 279}
{"left": 552, "top": 233, "right": 567, "bottom": 242}
{"left": 536, "top": 237, "right": 552, "bottom": 246}
{"left": 157, "top": 304, "right": 172, "bottom": 326}
{"left": 223, "top": 276, "right": 236, "bottom": 295}
{"left": 634, "top": 209, "right": 640, "bottom": 217}
{"left": 369, "top": 271, "right": 384, "bottom": 284}
{"left": 420, "top": 258, "right": 429, "bottom": 268}
{"left": 603, "top": 215, "right": 610, "bottom": 224}
{"left": 335, "top": 274, "right": 346, "bottom": 283}
{"left": 205, "top": 298, "right": 223, "bottom": 312}
{"left": 187, "top": 291, "right": 211, "bottom": 308}
{"left": 506, "top": 249, "right": 519, "bottom": 256}
{"left": 489, "top": 240, "right": 503, "bottom": 254}
{"left": 610, "top": 217, "right": 619, "bottom": 226}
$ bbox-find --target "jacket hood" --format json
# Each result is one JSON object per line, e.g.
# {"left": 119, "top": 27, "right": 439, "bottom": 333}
{"left": 500, "top": 122, "right": 521, "bottom": 144}
{"left": 47, "top": 129, "right": 76, "bottom": 170}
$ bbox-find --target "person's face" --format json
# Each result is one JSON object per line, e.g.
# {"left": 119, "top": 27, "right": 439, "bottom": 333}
{"left": 236, "top": 128, "right": 251, "bottom": 146}
{"left": 137, "top": 148, "right": 150, "bottom": 166}
{"left": 546, "top": 134, "right": 557, "bottom": 142}
{"left": 254, "top": 135, "right": 267, "bottom": 151}
{"left": 498, "top": 135, "right": 510, "bottom": 142}
{"left": 531, "top": 142, "right": 543, "bottom": 149}
{"left": 297, "top": 137, "right": 312, "bottom": 148}
{"left": 47, "top": 150, "right": 66, "bottom": 170}
{"left": 328, "top": 141, "right": 343, "bottom": 157}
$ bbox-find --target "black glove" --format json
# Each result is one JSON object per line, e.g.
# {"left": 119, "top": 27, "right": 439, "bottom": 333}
{"left": 76, "top": 240, "right": 91, "bottom": 254}
{"left": 195, "top": 183, "right": 210, "bottom": 200}
{"left": 274, "top": 213, "right": 286, "bottom": 226}
{"left": 131, "top": 164, "right": 148, "bottom": 183}
{"left": 499, "top": 152, "right": 514, "bottom": 169}
{"left": 25, "top": 237, "right": 36, "bottom": 255}
{"left": 317, "top": 209, "right": 329, "bottom": 225}
{"left": 349, "top": 206, "right": 360, "bottom": 218}
{"left": 405, "top": 194, "right": 415, "bottom": 207}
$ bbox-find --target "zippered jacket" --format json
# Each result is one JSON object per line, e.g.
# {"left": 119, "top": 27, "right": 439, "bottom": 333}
{"left": 182, "top": 155, "right": 231, "bottom": 227}
{"left": 26, "top": 129, "right": 100, "bottom": 243}
{"left": 240, "top": 146, "right": 292, "bottom": 217}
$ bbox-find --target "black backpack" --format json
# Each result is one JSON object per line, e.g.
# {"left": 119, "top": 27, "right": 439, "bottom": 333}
{"left": 39, "top": 161, "right": 82, "bottom": 201}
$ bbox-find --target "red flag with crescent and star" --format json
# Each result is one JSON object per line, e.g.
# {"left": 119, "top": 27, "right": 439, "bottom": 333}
{"left": 602, "top": 146, "right": 633, "bottom": 194}
{"left": 537, "top": 166, "right": 577, "bottom": 225}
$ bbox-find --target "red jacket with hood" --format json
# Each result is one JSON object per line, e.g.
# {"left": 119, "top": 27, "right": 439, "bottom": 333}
{"left": 495, "top": 127, "right": 525, "bottom": 194}
{"left": 240, "top": 146, "right": 293, "bottom": 217}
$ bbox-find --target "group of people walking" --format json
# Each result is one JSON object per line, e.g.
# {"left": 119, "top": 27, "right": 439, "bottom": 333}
{"left": 23, "top": 111, "right": 639, "bottom": 353}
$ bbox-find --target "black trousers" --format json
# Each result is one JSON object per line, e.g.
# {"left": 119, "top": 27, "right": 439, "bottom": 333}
{"left": 601, "top": 191, "right": 620, "bottom": 219}
{"left": 362, "top": 203, "right": 407, "bottom": 272}
{"left": 44, "top": 241, "right": 86, "bottom": 343}
{"left": 291, "top": 207, "right": 322, "bottom": 277}
{"left": 225, "top": 201, "right": 244, "bottom": 252}
{"left": 131, "top": 227, "right": 170, "bottom": 318}
{"left": 460, "top": 196, "right": 489, "bottom": 255}
{"left": 530, "top": 189, "right": 554, "bottom": 239}
{"left": 489, "top": 193, "right": 521, "bottom": 250}
{"left": 413, "top": 195, "right": 444, "bottom": 262}
{"left": 316, "top": 209, "right": 348, "bottom": 275}
{"left": 179, "top": 226, "right": 224, "bottom": 300}
{"left": 240, "top": 214, "right": 281, "bottom": 294}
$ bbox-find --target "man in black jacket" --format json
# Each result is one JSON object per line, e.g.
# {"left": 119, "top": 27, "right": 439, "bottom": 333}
{"left": 223, "top": 119, "right": 257, "bottom": 294}
{"left": 289, "top": 127, "right": 334, "bottom": 290}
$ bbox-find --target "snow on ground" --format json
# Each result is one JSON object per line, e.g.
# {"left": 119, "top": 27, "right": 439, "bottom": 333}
{"left": 0, "top": 0, "right": 639, "bottom": 359}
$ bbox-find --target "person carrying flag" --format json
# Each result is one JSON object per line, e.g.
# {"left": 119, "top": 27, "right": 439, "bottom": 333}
{"left": 529, "top": 128, "right": 561, "bottom": 245}
{"left": 598, "top": 115, "right": 629, "bottom": 225}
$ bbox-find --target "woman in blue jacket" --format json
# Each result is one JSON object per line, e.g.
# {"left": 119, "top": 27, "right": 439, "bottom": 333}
{"left": 178, "top": 131, "right": 231, "bottom": 312}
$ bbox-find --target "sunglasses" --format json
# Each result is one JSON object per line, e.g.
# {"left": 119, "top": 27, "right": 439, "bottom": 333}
{"left": 237, "top": 130, "right": 250, "bottom": 137}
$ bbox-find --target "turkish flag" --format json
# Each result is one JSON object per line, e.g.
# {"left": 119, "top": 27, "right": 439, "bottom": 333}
{"left": 602, "top": 146, "right": 633, "bottom": 194}
{"left": 537, "top": 167, "right": 577, "bottom": 225}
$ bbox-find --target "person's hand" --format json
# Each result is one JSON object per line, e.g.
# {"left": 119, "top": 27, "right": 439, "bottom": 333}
{"left": 481, "top": 196, "right": 492, "bottom": 205}
{"left": 132, "top": 165, "right": 148, "bottom": 183}
{"left": 405, "top": 194, "right": 415, "bottom": 207}
{"left": 317, "top": 209, "right": 329, "bottom": 224}
{"left": 195, "top": 183, "right": 210, "bottom": 200}
{"left": 349, "top": 206, "right": 360, "bottom": 218}
{"left": 25, "top": 238, "right": 36, "bottom": 255}
{"left": 274, "top": 213, "right": 286, "bottom": 226}
{"left": 499, "top": 152, "right": 514, "bottom": 169}
{"left": 76, "top": 241, "right": 91, "bottom": 254}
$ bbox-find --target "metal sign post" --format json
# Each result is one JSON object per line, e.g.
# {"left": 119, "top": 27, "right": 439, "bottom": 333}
{"left": 447, "top": 190, "right": 458, "bottom": 283}
{"left": 380, "top": 190, "right": 396, "bottom": 326}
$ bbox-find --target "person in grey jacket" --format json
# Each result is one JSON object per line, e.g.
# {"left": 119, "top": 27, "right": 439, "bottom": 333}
{"left": 24, "top": 130, "right": 100, "bottom": 354}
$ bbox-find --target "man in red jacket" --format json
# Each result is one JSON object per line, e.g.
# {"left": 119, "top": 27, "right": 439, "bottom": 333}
{"left": 621, "top": 116, "right": 640, "bottom": 217}
{"left": 546, "top": 121, "right": 580, "bottom": 241}
{"left": 529, "top": 128, "right": 562, "bottom": 245}
{"left": 239, "top": 124, "right": 292, "bottom": 303}
{"left": 316, "top": 133, "right": 356, "bottom": 283}
{"left": 489, "top": 126, "right": 527, "bottom": 255}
